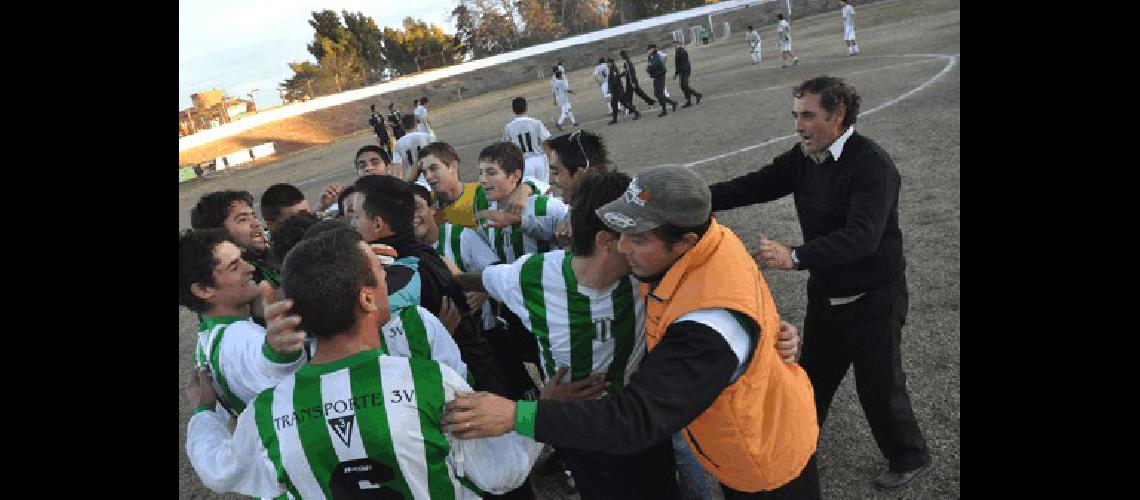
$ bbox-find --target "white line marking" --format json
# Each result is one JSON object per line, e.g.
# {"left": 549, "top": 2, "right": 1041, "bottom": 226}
{"left": 682, "top": 54, "right": 957, "bottom": 169}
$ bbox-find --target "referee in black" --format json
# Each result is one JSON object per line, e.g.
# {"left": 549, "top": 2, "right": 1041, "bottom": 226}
{"left": 368, "top": 104, "right": 391, "bottom": 155}
{"left": 672, "top": 39, "right": 703, "bottom": 107}
{"left": 708, "top": 76, "right": 931, "bottom": 490}
{"left": 619, "top": 50, "right": 655, "bottom": 108}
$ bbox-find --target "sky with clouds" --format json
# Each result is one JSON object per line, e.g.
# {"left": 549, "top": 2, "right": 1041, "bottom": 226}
{"left": 179, "top": 0, "right": 457, "bottom": 111}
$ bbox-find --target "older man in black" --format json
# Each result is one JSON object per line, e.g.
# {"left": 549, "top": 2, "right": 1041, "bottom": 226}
{"left": 708, "top": 76, "right": 930, "bottom": 490}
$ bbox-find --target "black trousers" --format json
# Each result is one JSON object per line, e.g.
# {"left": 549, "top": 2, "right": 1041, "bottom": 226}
{"left": 485, "top": 307, "right": 541, "bottom": 400}
{"left": 626, "top": 82, "right": 655, "bottom": 105}
{"left": 610, "top": 91, "right": 636, "bottom": 120}
{"left": 720, "top": 454, "right": 821, "bottom": 500}
{"left": 678, "top": 74, "right": 699, "bottom": 103}
{"left": 652, "top": 77, "right": 676, "bottom": 107}
{"left": 561, "top": 438, "right": 680, "bottom": 500}
{"left": 799, "top": 276, "right": 930, "bottom": 471}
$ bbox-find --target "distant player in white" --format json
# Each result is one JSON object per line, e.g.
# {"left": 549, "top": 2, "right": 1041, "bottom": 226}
{"left": 551, "top": 66, "right": 578, "bottom": 131}
{"left": 557, "top": 60, "right": 569, "bottom": 89}
{"left": 745, "top": 25, "right": 762, "bottom": 64}
{"left": 504, "top": 97, "right": 552, "bottom": 184}
{"left": 592, "top": 58, "right": 617, "bottom": 114}
{"left": 657, "top": 49, "right": 673, "bottom": 99}
{"left": 777, "top": 13, "right": 800, "bottom": 68}
{"left": 414, "top": 96, "right": 435, "bottom": 137}
{"left": 841, "top": 0, "right": 860, "bottom": 55}
{"left": 392, "top": 114, "right": 434, "bottom": 191}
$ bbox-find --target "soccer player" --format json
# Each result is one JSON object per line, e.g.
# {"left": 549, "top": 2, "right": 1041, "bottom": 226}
{"left": 368, "top": 103, "right": 392, "bottom": 155}
{"left": 841, "top": 0, "right": 860, "bottom": 55}
{"left": 414, "top": 96, "right": 434, "bottom": 137}
{"left": 191, "top": 190, "right": 279, "bottom": 287}
{"left": 619, "top": 50, "right": 655, "bottom": 108}
{"left": 179, "top": 228, "right": 306, "bottom": 418}
{"left": 551, "top": 66, "right": 578, "bottom": 131}
{"left": 259, "top": 183, "right": 312, "bottom": 233}
{"left": 392, "top": 114, "right": 435, "bottom": 190}
{"left": 592, "top": 58, "right": 618, "bottom": 115}
{"left": 316, "top": 145, "right": 395, "bottom": 217}
{"left": 504, "top": 96, "right": 552, "bottom": 184}
{"left": 185, "top": 228, "right": 542, "bottom": 498}
{"left": 472, "top": 142, "right": 568, "bottom": 265}
{"left": 269, "top": 212, "right": 322, "bottom": 265}
{"left": 777, "top": 14, "right": 800, "bottom": 68}
{"left": 607, "top": 58, "right": 640, "bottom": 124}
{"left": 420, "top": 142, "right": 484, "bottom": 229}
{"left": 387, "top": 102, "right": 406, "bottom": 140}
{"left": 746, "top": 25, "right": 762, "bottom": 64}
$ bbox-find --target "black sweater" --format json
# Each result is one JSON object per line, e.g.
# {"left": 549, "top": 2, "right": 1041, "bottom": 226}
{"left": 534, "top": 320, "right": 739, "bottom": 454}
{"left": 674, "top": 47, "right": 692, "bottom": 76}
{"left": 709, "top": 132, "right": 906, "bottom": 297}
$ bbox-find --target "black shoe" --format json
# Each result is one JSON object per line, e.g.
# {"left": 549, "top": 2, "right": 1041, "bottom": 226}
{"left": 875, "top": 462, "right": 930, "bottom": 489}
{"left": 572, "top": 122, "right": 579, "bottom": 127}
{"left": 632, "top": 111, "right": 641, "bottom": 120}
{"left": 671, "top": 101, "right": 677, "bottom": 112}
{"left": 681, "top": 102, "right": 692, "bottom": 108}
{"left": 607, "top": 119, "right": 617, "bottom": 125}
{"left": 658, "top": 111, "right": 667, "bottom": 117}
{"left": 555, "top": 123, "right": 563, "bottom": 131}
{"left": 695, "top": 93, "right": 703, "bottom": 104}
{"left": 648, "top": 100, "right": 656, "bottom": 107}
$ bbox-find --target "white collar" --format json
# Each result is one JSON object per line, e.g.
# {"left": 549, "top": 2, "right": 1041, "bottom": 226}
{"left": 829, "top": 127, "right": 855, "bottom": 161}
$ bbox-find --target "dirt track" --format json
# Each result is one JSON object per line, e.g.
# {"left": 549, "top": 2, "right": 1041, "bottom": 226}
{"left": 179, "top": 0, "right": 960, "bottom": 497}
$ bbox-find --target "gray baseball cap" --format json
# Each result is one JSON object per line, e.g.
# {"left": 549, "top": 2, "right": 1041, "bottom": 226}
{"left": 595, "top": 165, "right": 711, "bottom": 233}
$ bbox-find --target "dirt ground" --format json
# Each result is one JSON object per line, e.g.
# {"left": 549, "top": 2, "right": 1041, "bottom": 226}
{"left": 178, "top": 0, "right": 960, "bottom": 497}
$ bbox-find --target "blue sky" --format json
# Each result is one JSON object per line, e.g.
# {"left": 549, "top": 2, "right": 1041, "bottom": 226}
{"left": 179, "top": 0, "right": 456, "bottom": 111}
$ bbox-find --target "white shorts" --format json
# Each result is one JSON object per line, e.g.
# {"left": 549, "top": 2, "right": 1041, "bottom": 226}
{"left": 779, "top": 41, "right": 792, "bottom": 52}
{"left": 524, "top": 155, "right": 550, "bottom": 184}
{"left": 844, "top": 25, "right": 856, "bottom": 41}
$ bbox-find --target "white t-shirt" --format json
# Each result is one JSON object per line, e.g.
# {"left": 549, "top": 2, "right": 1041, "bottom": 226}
{"left": 482, "top": 249, "right": 647, "bottom": 387}
{"left": 504, "top": 116, "right": 552, "bottom": 158}
{"left": 414, "top": 104, "right": 429, "bottom": 133}
{"left": 746, "top": 30, "right": 761, "bottom": 49}
{"left": 393, "top": 131, "right": 434, "bottom": 189}
{"left": 551, "top": 77, "right": 571, "bottom": 105}
{"left": 778, "top": 20, "right": 791, "bottom": 42}
{"left": 593, "top": 63, "right": 608, "bottom": 84}
{"left": 843, "top": 4, "right": 855, "bottom": 26}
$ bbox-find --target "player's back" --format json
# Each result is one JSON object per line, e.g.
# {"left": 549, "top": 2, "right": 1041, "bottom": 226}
{"left": 394, "top": 131, "right": 433, "bottom": 165}
{"left": 505, "top": 117, "right": 549, "bottom": 158}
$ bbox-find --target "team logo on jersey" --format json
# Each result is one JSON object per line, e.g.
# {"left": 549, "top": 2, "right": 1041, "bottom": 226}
{"left": 593, "top": 315, "right": 614, "bottom": 342}
{"left": 603, "top": 211, "right": 637, "bottom": 229}
{"left": 624, "top": 178, "right": 649, "bottom": 206}
{"left": 328, "top": 415, "right": 356, "bottom": 447}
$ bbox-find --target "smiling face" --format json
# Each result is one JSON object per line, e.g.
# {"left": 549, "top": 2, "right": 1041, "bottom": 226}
{"left": 411, "top": 191, "right": 436, "bottom": 240}
{"left": 223, "top": 201, "right": 268, "bottom": 254}
{"left": 548, "top": 153, "right": 581, "bottom": 204}
{"left": 199, "top": 240, "right": 261, "bottom": 312}
{"left": 355, "top": 151, "right": 390, "bottom": 177}
{"left": 792, "top": 91, "right": 845, "bottom": 156}
{"left": 477, "top": 160, "right": 522, "bottom": 202}
{"left": 421, "top": 154, "right": 460, "bottom": 193}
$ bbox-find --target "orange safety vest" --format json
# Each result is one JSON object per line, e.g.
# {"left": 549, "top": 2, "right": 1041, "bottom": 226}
{"left": 642, "top": 220, "right": 818, "bottom": 492}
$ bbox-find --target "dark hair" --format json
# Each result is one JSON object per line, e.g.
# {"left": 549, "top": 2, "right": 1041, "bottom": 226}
{"left": 282, "top": 228, "right": 377, "bottom": 340}
{"left": 420, "top": 96, "right": 429, "bottom": 104}
{"left": 776, "top": 13, "right": 783, "bottom": 21}
{"left": 607, "top": 58, "right": 616, "bottom": 65}
{"left": 545, "top": 130, "right": 609, "bottom": 174}
{"left": 371, "top": 104, "right": 377, "bottom": 111}
{"left": 598, "top": 57, "right": 605, "bottom": 64}
{"left": 260, "top": 183, "right": 306, "bottom": 224}
{"left": 651, "top": 219, "right": 712, "bottom": 251}
{"left": 571, "top": 171, "right": 631, "bottom": 257}
{"left": 478, "top": 142, "right": 525, "bottom": 177}
{"left": 409, "top": 183, "right": 432, "bottom": 205}
{"left": 620, "top": 50, "right": 629, "bottom": 59}
{"left": 355, "top": 144, "right": 391, "bottom": 169}
{"left": 304, "top": 218, "right": 349, "bottom": 240}
{"left": 270, "top": 212, "right": 321, "bottom": 263}
{"left": 648, "top": 44, "right": 657, "bottom": 50}
{"left": 353, "top": 175, "right": 415, "bottom": 235}
{"left": 419, "top": 141, "right": 460, "bottom": 166}
{"left": 748, "top": 24, "right": 755, "bottom": 29}
{"left": 179, "top": 228, "right": 233, "bottom": 313}
{"left": 412, "top": 98, "right": 418, "bottom": 106}
{"left": 337, "top": 185, "right": 357, "bottom": 218}
{"left": 401, "top": 113, "right": 417, "bottom": 131}
{"left": 190, "top": 190, "right": 255, "bottom": 229}
{"left": 794, "top": 76, "right": 861, "bottom": 128}
{"left": 511, "top": 96, "right": 527, "bottom": 114}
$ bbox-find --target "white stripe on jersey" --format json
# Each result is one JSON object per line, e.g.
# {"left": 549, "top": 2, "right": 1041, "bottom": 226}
{"left": 393, "top": 132, "right": 433, "bottom": 166}
{"left": 504, "top": 117, "right": 550, "bottom": 158}
{"left": 273, "top": 376, "right": 324, "bottom": 499}
{"left": 321, "top": 369, "right": 369, "bottom": 461}
{"left": 377, "top": 357, "right": 439, "bottom": 498}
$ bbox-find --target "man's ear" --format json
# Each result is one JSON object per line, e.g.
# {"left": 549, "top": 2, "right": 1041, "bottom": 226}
{"left": 359, "top": 285, "right": 380, "bottom": 314}
{"left": 832, "top": 102, "right": 846, "bottom": 127}
{"left": 190, "top": 283, "right": 215, "bottom": 302}
{"left": 679, "top": 232, "right": 701, "bottom": 252}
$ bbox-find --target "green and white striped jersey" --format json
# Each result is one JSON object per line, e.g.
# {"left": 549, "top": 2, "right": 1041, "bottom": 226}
{"left": 379, "top": 305, "right": 468, "bottom": 381}
{"left": 194, "top": 316, "right": 306, "bottom": 415}
{"left": 481, "top": 250, "right": 647, "bottom": 393}
{"left": 433, "top": 222, "right": 501, "bottom": 331}
{"left": 475, "top": 194, "right": 568, "bottom": 265}
{"left": 187, "top": 350, "right": 543, "bottom": 499}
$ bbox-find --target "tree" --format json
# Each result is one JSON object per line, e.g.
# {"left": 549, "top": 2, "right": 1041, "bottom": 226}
{"left": 343, "top": 10, "right": 387, "bottom": 81}
{"left": 306, "top": 10, "right": 347, "bottom": 61}
{"left": 381, "top": 17, "right": 463, "bottom": 74}
{"left": 519, "top": 0, "right": 562, "bottom": 42}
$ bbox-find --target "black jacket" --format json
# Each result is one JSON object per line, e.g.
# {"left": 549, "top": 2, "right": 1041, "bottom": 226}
{"left": 606, "top": 67, "right": 625, "bottom": 97}
{"left": 646, "top": 52, "right": 666, "bottom": 79}
{"left": 709, "top": 131, "right": 906, "bottom": 297}
{"left": 622, "top": 59, "right": 641, "bottom": 88}
{"left": 674, "top": 47, "right": 692, "bottom": 76}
